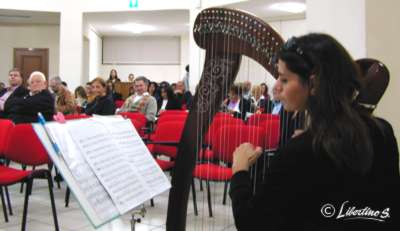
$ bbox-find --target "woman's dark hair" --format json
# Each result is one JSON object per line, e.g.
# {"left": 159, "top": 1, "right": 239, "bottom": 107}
{"left": 277, "top": 33, "right": 373, "bottom": 175}
{"left": 165, "top": 86, "right": 176, "bottom": 100}
{"left": 108, "top": 69, "right": 119, "bottom": 81}
{"left": 230, "top": 84, "right": 242, "bottom": 96}
{"left": 149, "top": 81, "right": 159, "bottom": 96}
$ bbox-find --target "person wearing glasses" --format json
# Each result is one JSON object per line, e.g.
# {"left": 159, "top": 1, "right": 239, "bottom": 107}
{"left": 230, "top": 33, "right": 399, "bottom": 231}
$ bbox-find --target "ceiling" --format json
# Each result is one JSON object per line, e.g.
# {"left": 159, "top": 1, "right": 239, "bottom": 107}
{"left": 0, "top": 9, "right": 59, "bottom": 25}
{"left": 0, "top": 0, "right": 305, "bottom": 36}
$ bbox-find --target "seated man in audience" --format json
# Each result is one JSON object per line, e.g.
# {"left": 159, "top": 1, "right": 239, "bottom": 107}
{"left": 175, "top": 81, "right": 192, "bottom": 110}
{"left": 49, "top": 76, "right": 76, "bottom": 115}
{"left": 0, "top": 68, "right": 29, "bottom": 118}
{"left": 222, "top": 84, "right": 251, "bottom": 120}
{"left": 7, "top": 71, "right": 55, "bottom": 124}
{"left": 119, "top": 76, "right": 157, "bottom": 122}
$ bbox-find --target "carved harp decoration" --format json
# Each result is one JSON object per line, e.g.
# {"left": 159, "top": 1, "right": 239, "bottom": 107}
{"left": 166, "top": 7, "right": 284, "bottom": 231}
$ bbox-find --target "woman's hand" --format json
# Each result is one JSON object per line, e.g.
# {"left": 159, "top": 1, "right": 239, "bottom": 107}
{"left": 232, "top": 143, "right": 263, "bottom": 174}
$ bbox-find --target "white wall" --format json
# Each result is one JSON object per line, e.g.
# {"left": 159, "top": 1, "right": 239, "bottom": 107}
{"left": 100, "top": 65, "right": 181, "bottom": 83}
{"left": 366, "top": 0, "right": 400, "bottom": 144}
{"left": 306, "top": 0, "right": 366, "bottom": 59}
{"left": 0, "top": 24, "right": 60, "bottom": 83}
{"left": 88, "top": 28, "right": 102, "bottom": 81}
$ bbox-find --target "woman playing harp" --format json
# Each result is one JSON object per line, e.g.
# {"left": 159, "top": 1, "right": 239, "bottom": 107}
{"left": 230, "top": 34, "right": 399, "bottom": 230}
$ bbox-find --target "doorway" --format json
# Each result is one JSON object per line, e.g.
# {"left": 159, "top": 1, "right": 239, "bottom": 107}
{"left": 13, "top": 48, "right": 49, "bottom": 83}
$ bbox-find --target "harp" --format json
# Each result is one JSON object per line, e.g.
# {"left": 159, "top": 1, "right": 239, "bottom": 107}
{"left": 164, "top": 7, "right": 391, "bottom": 231}
{"left": 166, "top": 7, "right": 285, "bottom": 230}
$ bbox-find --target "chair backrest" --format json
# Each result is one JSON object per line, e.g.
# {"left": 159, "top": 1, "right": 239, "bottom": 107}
{"left": 115, "top": 100, "right": 125, "bottom": 108}
{"left": 213, "top": 125, "right": 264, "bottom": 163}
{"left": 4, "top": 123, "right": 50, "bottom": 166}
{"left": 262, "top": 119, "right": 281, "bottom": 150}
{"left": 152, "top": 121, "right": 185, "bottom": 158}
{"left": 204, "top": 116, "right": 245, "bottom": 145}
{"left": 64, "top": 114, "right": 91, "bottom": 120}
{"left": 0, "top": 119, "right": 14, "bottom": 156}
{"left": 246, "top": 113, "right": 279, "bottom": 126}
{"left": 118, "top": 112, "right": 147, "bottom": 125}
{"left": 158, "top": 110, "right": 188, "bottom": 117}
{"left": 157, "top": 114, "right": 188, "bottom": 125}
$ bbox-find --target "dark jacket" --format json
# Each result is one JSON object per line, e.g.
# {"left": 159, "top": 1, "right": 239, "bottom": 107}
{"left": 0, "top": 86, "right": 29, "bottom": 118}
{"left": 226, "top": 98, "right": 251, "bottom": 120}
{"left": 7, "top": 89, "right": 55, "bottom": 124}
{"left": 85, "top": 94, "right": 115, "bottom": 116}
{"left": 176, "top": 91, "right": 192, "bottom": 110}
{"left": 230, "top": 118, "right": 399, "bottom": 231}
{"left": 157, "top": 98, "right": 182, "bottom": 112}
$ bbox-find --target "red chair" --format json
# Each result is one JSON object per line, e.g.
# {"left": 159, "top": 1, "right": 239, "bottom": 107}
{"left": 64, "top": 114, "right": 91, "bottom": 120}
{"left": 0, "top": 119, "right": 14, "bottom": 222}
{"left": 147, "top": 121, "right": 185, "bottom": 171}
{"left": 114, "top": 99, "right": 125, "bottom": 109}
{"left": 1, "top": 124, "right": 59, "bottom": 230}
{"left": 262, "top": 119, "right": 281, "bottom": 150}
{"left": 192, "top": 124, "right": 265, "bottom": 217}
{"left": 246, "top": 113, "right": 279, "bottom": 126}
{"left": 157, "top": 114, "right": 187, "bottom": 125}
{"left": 199, "top": 116, "right": 245, "bottom": 161}
{"left": 158, "top": 110, "right": 188, "bottom": 117}
{"left": 118, "top": 112, "right": 148, "bottom": 137}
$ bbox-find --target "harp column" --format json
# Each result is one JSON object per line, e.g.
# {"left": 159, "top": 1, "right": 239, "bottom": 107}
{"left": 306, "top": 0, "right": 367, "bottom": 59}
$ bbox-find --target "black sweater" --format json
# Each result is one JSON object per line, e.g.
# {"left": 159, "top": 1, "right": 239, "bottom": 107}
{"left": 230, "top": 118, "right": 399, "bottom": 231}
{"left": 85, "top": 94, "right": 115, "bottom": 116}
{"left": 7, "top": 90, "right": 55, "bottom": 124}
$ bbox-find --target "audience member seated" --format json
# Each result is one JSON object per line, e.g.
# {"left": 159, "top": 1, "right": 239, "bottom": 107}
{"left": 157, "top": 86, "right": 182, "bottom": 115}
{"left": 0, "top": 68, "right": 29, "bottom": 118}
{"left": 7, "top": 71, "right": 55, "bottom": 124}
{"left": 107, "top": 69, "right": 121, "bottom": 84}
{"left": 107, "top": 81, "right": 122, "bottom": 101}
{"left": 222, "top": 84, "right": 251, "bottom": 120}
{"left": 119, "top": 76, "right": 157, "bottom": 122}
{"left": 175, "top": 81, "right": 192, "bottom": 109}
{"left": 85, "top": 82, "right": 96, "bottom": 104}
{"left": 0, "top": 82, "right": 5, "bottom": 92}
{"left": 250, "top": 85, "right": 266, "bottom": 113}
{"left": 149, "top": 81, "right": 160, "bottom": 102}
{"left": 85, "top": 77, "right": 116, "bottom": 116}
{"left": 49, "top": 76, "right": 76, "bottom": 115}
{"left": 74, "top": 86, "right": 88, "bottom": 109}
{"left": 241, "top": 80, "right": 252, "bottom": 100}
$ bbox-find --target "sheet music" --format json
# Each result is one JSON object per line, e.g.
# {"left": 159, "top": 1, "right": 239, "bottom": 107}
{"left": 46, "top": 123, "right": 119, "bottom": 223}
{"left": 95, "top": 117, "right": 171, "bottom": 197}
{"left": 67, "top": 119, "right": 153, "bottom": 214}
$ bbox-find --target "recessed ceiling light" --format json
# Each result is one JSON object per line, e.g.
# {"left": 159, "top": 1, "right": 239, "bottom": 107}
{"left": 269, "top": 2, "right": 306, "bottom": 13}
{"left": 112, "top": 23, "right": 156, "bottom": 34}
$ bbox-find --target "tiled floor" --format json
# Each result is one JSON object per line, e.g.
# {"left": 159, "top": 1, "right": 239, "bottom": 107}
{"left": 0, "top": 171, "right": 236, "bottom": 231}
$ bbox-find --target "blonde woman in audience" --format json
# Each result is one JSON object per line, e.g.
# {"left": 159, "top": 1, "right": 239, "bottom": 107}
{"left": 250, "top": 85, "right": 265, "bottom": 113}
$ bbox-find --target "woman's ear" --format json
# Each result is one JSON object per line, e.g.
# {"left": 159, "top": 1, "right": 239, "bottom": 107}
{"left": 309, "top": 75, "right": 316, "bottom": 95}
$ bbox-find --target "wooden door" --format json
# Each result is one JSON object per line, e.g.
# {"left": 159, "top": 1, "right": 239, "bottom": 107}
{"left": 14, "top": 48, "right": 49, "bottom": 83}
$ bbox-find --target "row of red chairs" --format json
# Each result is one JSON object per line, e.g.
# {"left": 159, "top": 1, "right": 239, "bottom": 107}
{"left": 0, "top": 119, "right": 59, "bottom": 230}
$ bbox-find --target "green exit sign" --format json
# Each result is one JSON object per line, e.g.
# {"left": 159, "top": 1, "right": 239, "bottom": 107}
{"left": 129, "top": 0, "right": 138, "bottom": 8}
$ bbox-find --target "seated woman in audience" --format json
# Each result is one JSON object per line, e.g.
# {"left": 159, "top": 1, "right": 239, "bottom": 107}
{"left": 149, "top": 81, "right": 160, "bottom": 102}
{"left": 230, "top": 33, "right": 399, "bottom": 231}
{"left": 250, "top": 85, "right": 266, "bottom": 113}
{"left": 222, "top": 84, "right": 251, "bottom": 120}
{"left": 74, "top": 86, "right": 88, "bottom": 109}
{"left": 7, "top": 71, "right": 54, "bottom": 124}
{"left": 85, "top": 77, "right": 115, "bottom": 116}
{"left": 85, "top": 82, "right": 96, "bottom": 104}
{"left": 157, "top": 86, "right": 182, "bottom": 115}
